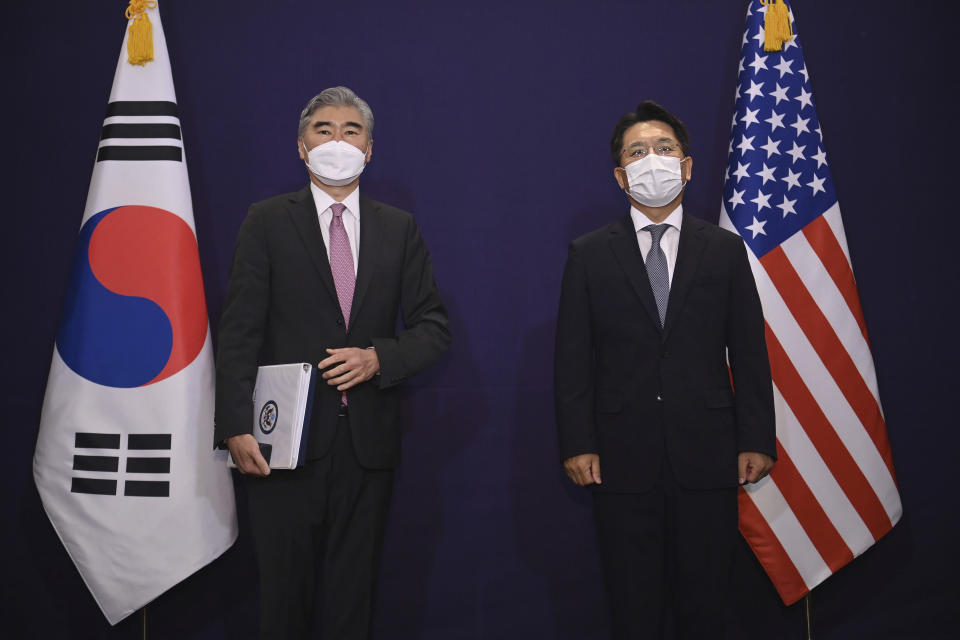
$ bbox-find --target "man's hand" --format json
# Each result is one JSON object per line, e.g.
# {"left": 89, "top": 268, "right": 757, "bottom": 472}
{"left": 738, "top": 451, "right": 774, "bottom": 485}
{"left": 319, "top": 347, "right": 380, "bottom": 391}
{"left": 227, "top": 434, "right": 270, "bottom": 477}
{"left": 563, "top": 453, "right": 602, "bottom": 486}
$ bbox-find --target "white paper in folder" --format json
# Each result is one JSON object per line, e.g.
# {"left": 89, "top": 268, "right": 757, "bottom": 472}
{"left": 228, "top": 363, "right": 317, "bottom": 469}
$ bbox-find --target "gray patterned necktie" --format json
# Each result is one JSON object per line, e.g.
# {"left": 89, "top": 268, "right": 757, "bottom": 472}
{"left": 643, "top": 224, "right": 670, "bottom": 327}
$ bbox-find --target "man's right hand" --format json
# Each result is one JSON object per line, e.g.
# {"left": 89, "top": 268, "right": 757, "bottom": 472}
{"left": 563, "top": 453, "right": 601, "bottom": 486}
{"left": 226, "top": 434, "right": 271, "bottom": 477}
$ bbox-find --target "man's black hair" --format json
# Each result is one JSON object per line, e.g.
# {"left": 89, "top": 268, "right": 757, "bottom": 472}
{"left": 610, "top": 100, "right": 691, "bottom": 166}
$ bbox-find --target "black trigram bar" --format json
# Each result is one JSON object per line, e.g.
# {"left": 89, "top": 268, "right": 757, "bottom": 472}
{"left": 105, "top": 101, "right": 179, "bottom": 117}
{"left": 74, "top": 433, "right": 121, "bottom": 449}
{"left": 96, "top": 146, "right": 182, "bottom": 162}
{"left": 124, "top": 480, "right": 169, "bottom": 497}
{"left": 100, "top": 123, "right": 182, "bottom": 140}
{"left": 71, "top": 478, "right": 117, "bottom": 495}
{"left": 128, "top": 434, "right": 171, "bottom": 450}
{"left": 126, "top": 457, "right": 170, "bottom": 473}
{"left": 73, "top": 455, "right": 119, "bottom": 472}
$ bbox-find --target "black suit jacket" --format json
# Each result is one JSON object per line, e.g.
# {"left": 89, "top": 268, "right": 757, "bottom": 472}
{"left": 214, "top": 186, "right": 450, "bottom": 468}
{"left": 554, "top": 212, "right": 775, "bottom": 492}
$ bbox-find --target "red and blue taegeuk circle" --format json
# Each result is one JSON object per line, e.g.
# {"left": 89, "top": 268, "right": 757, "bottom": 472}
{"left": 56, "top": 205, "right": 208, "bottom": 388}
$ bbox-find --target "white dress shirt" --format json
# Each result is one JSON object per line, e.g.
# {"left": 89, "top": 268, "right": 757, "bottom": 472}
{"left": 309, "top": 182, "right": 361, "bottom": 276}
{"left": 630, "top": 204, "right": 683, "bottom": 287}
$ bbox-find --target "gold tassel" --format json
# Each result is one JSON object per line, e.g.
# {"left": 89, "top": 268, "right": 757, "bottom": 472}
{"left": 126, "top": 0, "right": 158, "bottom": 65}
{"left": 762, "top": 0, "right": 793, "bottom": 52}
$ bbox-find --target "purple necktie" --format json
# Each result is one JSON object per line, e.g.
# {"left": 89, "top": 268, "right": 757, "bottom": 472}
{"left": 329, "top": 203, "right": 355, "bottom": 330}
{"left": 329, "top": 203, "right": 354, "bottom": 405}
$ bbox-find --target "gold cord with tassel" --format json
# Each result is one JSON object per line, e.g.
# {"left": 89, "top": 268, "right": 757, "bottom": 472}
{"left": 761, "top": 0, "right": 793, "bottom": 52}
{"left": 126, "top": 0, "right": 158, "bottom": 65}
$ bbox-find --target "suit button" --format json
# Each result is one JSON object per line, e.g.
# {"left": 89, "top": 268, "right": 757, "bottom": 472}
{"left": 656, "top": 395, "right": 663, "bottom": 402}
{"left": 336, "top": 317, "right": 344, "bottom": 326}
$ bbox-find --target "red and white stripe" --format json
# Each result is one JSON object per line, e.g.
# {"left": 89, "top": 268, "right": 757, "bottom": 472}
{"left": 721, "top": 202, "right": 901, "bottom": 604}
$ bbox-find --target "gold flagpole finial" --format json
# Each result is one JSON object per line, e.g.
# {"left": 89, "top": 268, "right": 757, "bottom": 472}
{"left": 760, "top": 0, "right": 793, "bottom": 52}
{"left": 125, "top": 0, "right": 158, "bottom": 65}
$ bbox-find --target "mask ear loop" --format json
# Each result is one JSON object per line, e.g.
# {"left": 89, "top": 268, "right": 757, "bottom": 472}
{"left": 300, "top": 139, "right": 313, "bottom": 172}
{"left": 300, "top": 139, "right": 309, "bottom": 169}
{"left": 678, "top": 156, "right": 691, "bottom": 188}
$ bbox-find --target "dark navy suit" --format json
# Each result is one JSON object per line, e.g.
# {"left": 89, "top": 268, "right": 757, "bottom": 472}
{"left": 216, "top": 186, "right": 450, "bottom": 639}
{"left": 555, "top": 212, "right": 775, "bottom": 638}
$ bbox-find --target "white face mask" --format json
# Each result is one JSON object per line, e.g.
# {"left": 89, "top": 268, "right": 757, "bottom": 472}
{"left": 623, "top": 154, "right": 687, "bottom": 208}
{"left": 302, "top": 140, "right": 368, "bottom": 187}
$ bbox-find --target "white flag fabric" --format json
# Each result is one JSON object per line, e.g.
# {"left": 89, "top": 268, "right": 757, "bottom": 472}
{"left": 33, "top": 3, "right": 237, "bottom": 625}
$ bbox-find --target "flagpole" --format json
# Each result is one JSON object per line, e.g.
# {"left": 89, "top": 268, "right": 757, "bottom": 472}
{"left": 804, "top": 593, "right": 813, "bottom": 640}
{"left": 142, "top": 605, "right": 148, "bottom": 640}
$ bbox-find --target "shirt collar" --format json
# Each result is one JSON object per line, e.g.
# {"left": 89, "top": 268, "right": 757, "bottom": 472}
{"left": 309, "top": 181, "right": 362, "bottom": 220}
{"left": 630, "top": 203, "right": 683, "bottom": 233}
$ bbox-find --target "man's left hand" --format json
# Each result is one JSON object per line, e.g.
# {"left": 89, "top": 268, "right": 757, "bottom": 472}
{"left": 738, "top": 451, "right": 774, "bottom": 485}
{"left": 319, "top": 348, "right": 380, "bottom": 390}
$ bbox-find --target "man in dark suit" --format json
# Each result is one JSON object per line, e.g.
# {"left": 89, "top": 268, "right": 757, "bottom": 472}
{"left": 215, "top": 86, "right": 450, "bottom": 640}
{"left": 554, "top": 101, "right": 776, "bottom": 639}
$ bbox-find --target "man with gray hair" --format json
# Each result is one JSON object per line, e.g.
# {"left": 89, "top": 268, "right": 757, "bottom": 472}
{"left": 215, "top": 86, "right": 451, "bottom": 639}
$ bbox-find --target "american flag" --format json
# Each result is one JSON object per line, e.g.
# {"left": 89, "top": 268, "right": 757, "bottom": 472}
{"left": 720, "top": 0, "right": 901, "bottom": 604}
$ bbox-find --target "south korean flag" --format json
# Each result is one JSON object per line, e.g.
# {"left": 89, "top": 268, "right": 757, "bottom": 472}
{"left": 33, "top": 1, "right": 238, "bottom": 625}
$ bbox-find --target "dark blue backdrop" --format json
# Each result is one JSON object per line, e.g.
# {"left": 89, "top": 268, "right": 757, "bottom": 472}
{"left": 4, "top": 1, "right": 958, "bottom": 638}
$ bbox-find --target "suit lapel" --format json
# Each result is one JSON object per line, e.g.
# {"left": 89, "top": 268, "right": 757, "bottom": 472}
{"left": 609, "top": 216, "right": 662, "bottom": 332}
{"left": 662, "top": 214, "right": 708, "bottom": 341}
{"left": 349, "top": 195, "right": 383, "bottom": 330}
{"left": 286, "top": 186, "right": 339, "bottom": 305}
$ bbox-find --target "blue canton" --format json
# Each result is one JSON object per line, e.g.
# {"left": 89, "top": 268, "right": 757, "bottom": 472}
{"left": 723, "top": 0, "right": 837, "bottom": 258}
